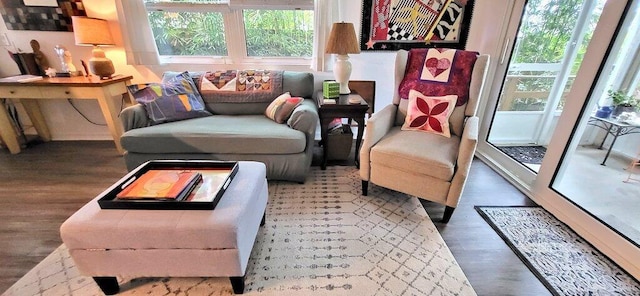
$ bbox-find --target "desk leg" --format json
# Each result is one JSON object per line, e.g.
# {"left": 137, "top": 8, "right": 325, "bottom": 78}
{"left": 320, "top": 117, "right": 331, "bottom": 170}
{"left": 20, "top": 99, "right": 52, "bottom": 142}
{"left": 353, "top": 116, "right": 365, "bottom": 169}
{"left": 97, "top": 88, "right": 126, "bottom": 155}
{"left": 0, "top": 100, "right": 21, "bottom": 154}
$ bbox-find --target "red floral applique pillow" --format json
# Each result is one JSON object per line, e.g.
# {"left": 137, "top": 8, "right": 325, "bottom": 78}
{"left": 401, "top": 90, "right": 457, "bottom": 138}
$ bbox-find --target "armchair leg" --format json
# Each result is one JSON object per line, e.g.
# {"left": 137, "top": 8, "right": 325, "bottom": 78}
{"left": 362, "top": 180, "right": 368, "bottom": 196}
{"left": 442, "top": 206, "right": 455, "bottom": 223}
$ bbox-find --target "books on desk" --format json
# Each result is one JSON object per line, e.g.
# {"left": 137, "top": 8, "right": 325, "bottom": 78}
{"left": 0, "top": 75, "right": 44, "bottom": 83}
{"left": 116, "top": 170, "right": 202, "bottom": 201}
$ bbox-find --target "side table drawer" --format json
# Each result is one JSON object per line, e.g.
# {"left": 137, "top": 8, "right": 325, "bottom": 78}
{"left": 0, "top": 86, "right": 42, "bottom": 99}
{"left": 39, "top": 86, "right": 103, "bottom": 99}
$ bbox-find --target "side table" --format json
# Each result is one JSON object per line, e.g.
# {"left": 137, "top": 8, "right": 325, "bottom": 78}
{"left": 0, "top": 75, "right": 134, "bottom": 154}
{"left": 587, "top": 116, "right": 640, "bottom": 165}
{"left": 317, "top": 91, "right": 369, "bottom": 170}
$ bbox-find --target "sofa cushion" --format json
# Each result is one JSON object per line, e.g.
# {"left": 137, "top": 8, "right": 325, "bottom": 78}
{"left": 370, "top": 127, "right": 460, "bottom": 181}
{"left": 128, "top": 71, "right": 211, "bottom": 124}
{"left": 121, "top": 115, "right": 306, "bottom": 154}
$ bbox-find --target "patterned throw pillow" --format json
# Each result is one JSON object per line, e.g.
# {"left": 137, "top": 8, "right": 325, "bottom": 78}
{"left": 265, "top": 92, "right": 304, "bottom": 124}
{"left": 398, "top": 48, "right": 478, "bottom": 106}
{"left": 401, "top": 89, "right": 457, "bottom": 138}
{"left": 128, "top": 71, "right": 211, "bottom": 124}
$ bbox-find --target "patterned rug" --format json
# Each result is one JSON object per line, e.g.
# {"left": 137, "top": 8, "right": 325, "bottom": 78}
{"left": 3, "top": 167, "right": 475, "bottom": 296}
{"left": 476, "top": 206, "right": 640, "bottom": 295}
{"left": 497, "top": 145, "right": 547, "bottom": 164}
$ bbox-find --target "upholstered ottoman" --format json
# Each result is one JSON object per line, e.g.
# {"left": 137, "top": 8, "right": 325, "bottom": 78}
{"left": 60, "top": 161, "right": 268, "bottom": 295}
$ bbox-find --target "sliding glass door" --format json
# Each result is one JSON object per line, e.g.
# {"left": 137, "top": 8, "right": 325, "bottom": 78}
{"left": 478, "top": 0, "right": 640, "bottom": 277}
{"left": 478, "top": 0, "right": 605, "bottom": 187}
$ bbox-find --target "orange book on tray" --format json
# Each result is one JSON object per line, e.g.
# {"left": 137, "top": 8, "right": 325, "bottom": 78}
{"left": 116, "top": 170, "right": 202, "bottom": 201}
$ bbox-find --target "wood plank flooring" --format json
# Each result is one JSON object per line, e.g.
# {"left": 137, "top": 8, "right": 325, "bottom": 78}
{"left": 0, "top": 141, "right": 550, "bottom": 295}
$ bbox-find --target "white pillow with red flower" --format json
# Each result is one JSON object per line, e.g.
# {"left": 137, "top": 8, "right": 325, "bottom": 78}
{"left": 401, "top": 89, "right": 458, "bottom": 138}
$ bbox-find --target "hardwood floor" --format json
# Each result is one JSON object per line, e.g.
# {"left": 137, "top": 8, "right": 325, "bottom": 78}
{"left": 0, "top": 141, "right": 550, "bottom": 295}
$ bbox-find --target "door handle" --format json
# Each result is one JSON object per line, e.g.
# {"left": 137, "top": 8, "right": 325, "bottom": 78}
{"left": 500, "top": 38, "right": 510, "bottom": 65}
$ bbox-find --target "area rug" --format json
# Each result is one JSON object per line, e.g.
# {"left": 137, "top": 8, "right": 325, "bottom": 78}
{"left": 497, "top": 145, "right": 547, "bottom": 164}
{"left": 3, "top": 167, "right": 475, "bottom": 296}
{"left": 475, "top": 206, "right": 640, "bottom": 296}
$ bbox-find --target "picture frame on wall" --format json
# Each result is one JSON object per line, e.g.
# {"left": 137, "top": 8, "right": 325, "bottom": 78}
{"left": 0, "top": 0, "right": 86, "bottom": 31}
{"left": 360, "top": 0, "right": 475, "bottom": 51}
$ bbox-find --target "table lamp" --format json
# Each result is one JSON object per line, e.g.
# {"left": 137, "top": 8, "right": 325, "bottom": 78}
{"left": 325, "top": 22, "right": 360, "bottom": 94}
{"left": 72, "top": 16, "right": 116, "bottom": 79}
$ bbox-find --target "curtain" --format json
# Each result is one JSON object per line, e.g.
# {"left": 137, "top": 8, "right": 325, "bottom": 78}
{"left": 311, "top": 0, "right": 338, "bottom": 71}
{"left": 115, "top": 0, "right": 161, "bottom": 65}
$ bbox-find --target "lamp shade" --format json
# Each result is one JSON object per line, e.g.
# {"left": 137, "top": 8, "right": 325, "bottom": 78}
{"left": 72, "top": 16, "right": 115, "bottom": 46}
{"left": 71, "top": 16, "right": 116, "bottom": 79}
{"left": 325, "top": 22, "right": 360, "bottom": 55}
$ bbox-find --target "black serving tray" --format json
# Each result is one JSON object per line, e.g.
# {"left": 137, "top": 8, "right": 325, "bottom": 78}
{"left": 98, "top": 160, "right": 238, "bottom": 210}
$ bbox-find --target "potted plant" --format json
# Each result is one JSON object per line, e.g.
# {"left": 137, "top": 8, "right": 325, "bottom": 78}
{"left": 608, "top": 89, "right": 639, "bottom": 118}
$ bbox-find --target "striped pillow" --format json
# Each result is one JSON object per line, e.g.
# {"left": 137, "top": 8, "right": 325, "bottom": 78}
{"left": 265, "top": 92, "right": 303, "bottom": 123}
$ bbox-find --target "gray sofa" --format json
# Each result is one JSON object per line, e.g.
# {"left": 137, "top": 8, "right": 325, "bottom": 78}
{"left": 119, "top": 71, "right": 318, "bottom": 183}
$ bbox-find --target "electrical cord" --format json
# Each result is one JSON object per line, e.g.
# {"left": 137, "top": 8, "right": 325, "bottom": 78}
{"left": 67, "top": 95, "right": 126, "bottom": 126}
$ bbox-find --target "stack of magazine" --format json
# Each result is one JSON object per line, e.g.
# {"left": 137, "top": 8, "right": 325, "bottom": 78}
{"left": 116, "top": 170, "right": 202, "bottom": 201}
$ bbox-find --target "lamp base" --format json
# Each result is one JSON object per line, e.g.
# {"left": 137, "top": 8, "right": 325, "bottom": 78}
{"left": 333, "top": 54, "right": 352, "bottom": 94}
{"left": 89, "top": 46, "right": 115, "bottom": 80}
{"left": 90, "top": 59, "right": 115, "bottom": 80}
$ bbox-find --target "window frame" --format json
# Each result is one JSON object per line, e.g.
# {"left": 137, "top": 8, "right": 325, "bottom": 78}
{"left": 144, "top": 1, "right": 314, "bottom": 66}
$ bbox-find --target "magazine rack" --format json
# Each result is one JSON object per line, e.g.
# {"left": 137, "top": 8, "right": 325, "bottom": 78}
{"left": 98, "top": 160, "right": 238, "bottom": 210}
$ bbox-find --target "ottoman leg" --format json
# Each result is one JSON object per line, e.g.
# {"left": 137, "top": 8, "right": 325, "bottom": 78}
{"left": 93, "top": 276, "right": 119, "bottom": 295}
{"left": 260, "top": 213, "right": 266, "bottom": 226}
{"left": 230, "top": 276, "right": 245, "bottom": 294}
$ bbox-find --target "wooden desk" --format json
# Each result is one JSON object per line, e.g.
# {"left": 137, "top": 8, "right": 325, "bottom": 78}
{"left": 316, "top": 91, "right": 369, "bottom": 170}
{"left": 0, "top": 75, "right": 134, "bottom": 154}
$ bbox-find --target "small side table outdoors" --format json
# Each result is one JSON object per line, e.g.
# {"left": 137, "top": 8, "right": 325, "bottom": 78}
{"left": 316, "top": 91, "right": 368, "bottom": 170}
{"left": 587, "top": 116, "right": 640, "bottom": 165}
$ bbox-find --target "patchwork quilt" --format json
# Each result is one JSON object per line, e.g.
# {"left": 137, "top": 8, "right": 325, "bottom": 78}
{"left": 197, "top": 70, "right": 284, "bottom": 103}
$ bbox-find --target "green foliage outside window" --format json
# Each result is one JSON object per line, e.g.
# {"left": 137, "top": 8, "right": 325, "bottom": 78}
{"left": 243, "top": 10, "right": 313, "bottom": 57}
{"left": 148, "top": 11, "right": 227, "bottom": 56}
{"left": 146, "top": 9, "right": 313, "bottom": 57}
{"left": 504, "top": 0, "right": 603, "bottom": 111}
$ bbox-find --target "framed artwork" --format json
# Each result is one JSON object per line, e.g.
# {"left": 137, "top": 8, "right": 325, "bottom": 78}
{"left": 0, "top": 0, "right": 86, "bottom": 31}
{"left": 360, "top": 0, "right": 475, "bottom": 51}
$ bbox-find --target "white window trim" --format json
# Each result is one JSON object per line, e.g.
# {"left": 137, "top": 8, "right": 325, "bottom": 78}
{"left": 134, "top": 0, "right": 320, "bottom": 67}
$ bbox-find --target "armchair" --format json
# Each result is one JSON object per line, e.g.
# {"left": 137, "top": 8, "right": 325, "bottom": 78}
{"left": 360, "top": 49, "right": 489, "bottom": 222}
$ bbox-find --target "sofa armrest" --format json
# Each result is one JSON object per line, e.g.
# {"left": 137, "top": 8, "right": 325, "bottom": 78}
{"left": 120, "top": 104, "right": 151, "bottom": 132}
{"left": 359, "top": 104, "right": 397, "bottom": 181}
{"left": 287, "top": 99, "right": 318, "bottom": 136}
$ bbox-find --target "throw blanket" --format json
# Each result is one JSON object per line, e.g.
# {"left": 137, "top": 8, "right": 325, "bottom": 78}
{"left": 197, "top": 70, "right": 284, "bottom": 103}
{"left": 398, "top": 48, "right": 478, "bottom": 106}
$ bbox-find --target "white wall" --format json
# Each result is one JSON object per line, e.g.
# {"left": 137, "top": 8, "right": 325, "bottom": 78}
{"left": 0, "top": 0, "right": 509, "bottom": 141}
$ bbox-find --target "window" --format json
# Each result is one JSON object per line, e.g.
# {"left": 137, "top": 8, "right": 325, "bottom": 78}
{"left": 143, "top": 1, "right": 314, "bottom": 64}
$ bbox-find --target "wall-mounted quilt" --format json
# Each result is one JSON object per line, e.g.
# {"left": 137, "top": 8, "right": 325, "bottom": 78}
{"left": 0, "top": 0, "right": 86, "bottom": 31}
{"left": 360, "top": 0, "right": 475, "bottom": 51}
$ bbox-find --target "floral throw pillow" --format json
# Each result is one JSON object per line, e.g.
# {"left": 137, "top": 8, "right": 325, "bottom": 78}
{"left": 401, "top": 89, "right": 458, "bottom": 138}
{"left": 265, "top": 92, "right": 304, "bottom": 124}
{"left": 128, "top": 71, "right": 211, "bottom": 125}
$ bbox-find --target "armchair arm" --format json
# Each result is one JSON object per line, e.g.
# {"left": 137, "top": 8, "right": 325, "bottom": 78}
{"left": 447, "top": 116, "right": 479, "bottom": 207}
{"left": 359, "top": 104, "right": 397, "bottom": 181}
{"left": 119, "top": 104, "right": 151, "bottom": 132}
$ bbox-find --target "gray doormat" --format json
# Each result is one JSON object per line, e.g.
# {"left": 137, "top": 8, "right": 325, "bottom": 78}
{"left": 497, "top": 145, "right": 546, "bottom": 164}
{"left": 475, "top": 206, "right": 640, "bottom": 295}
